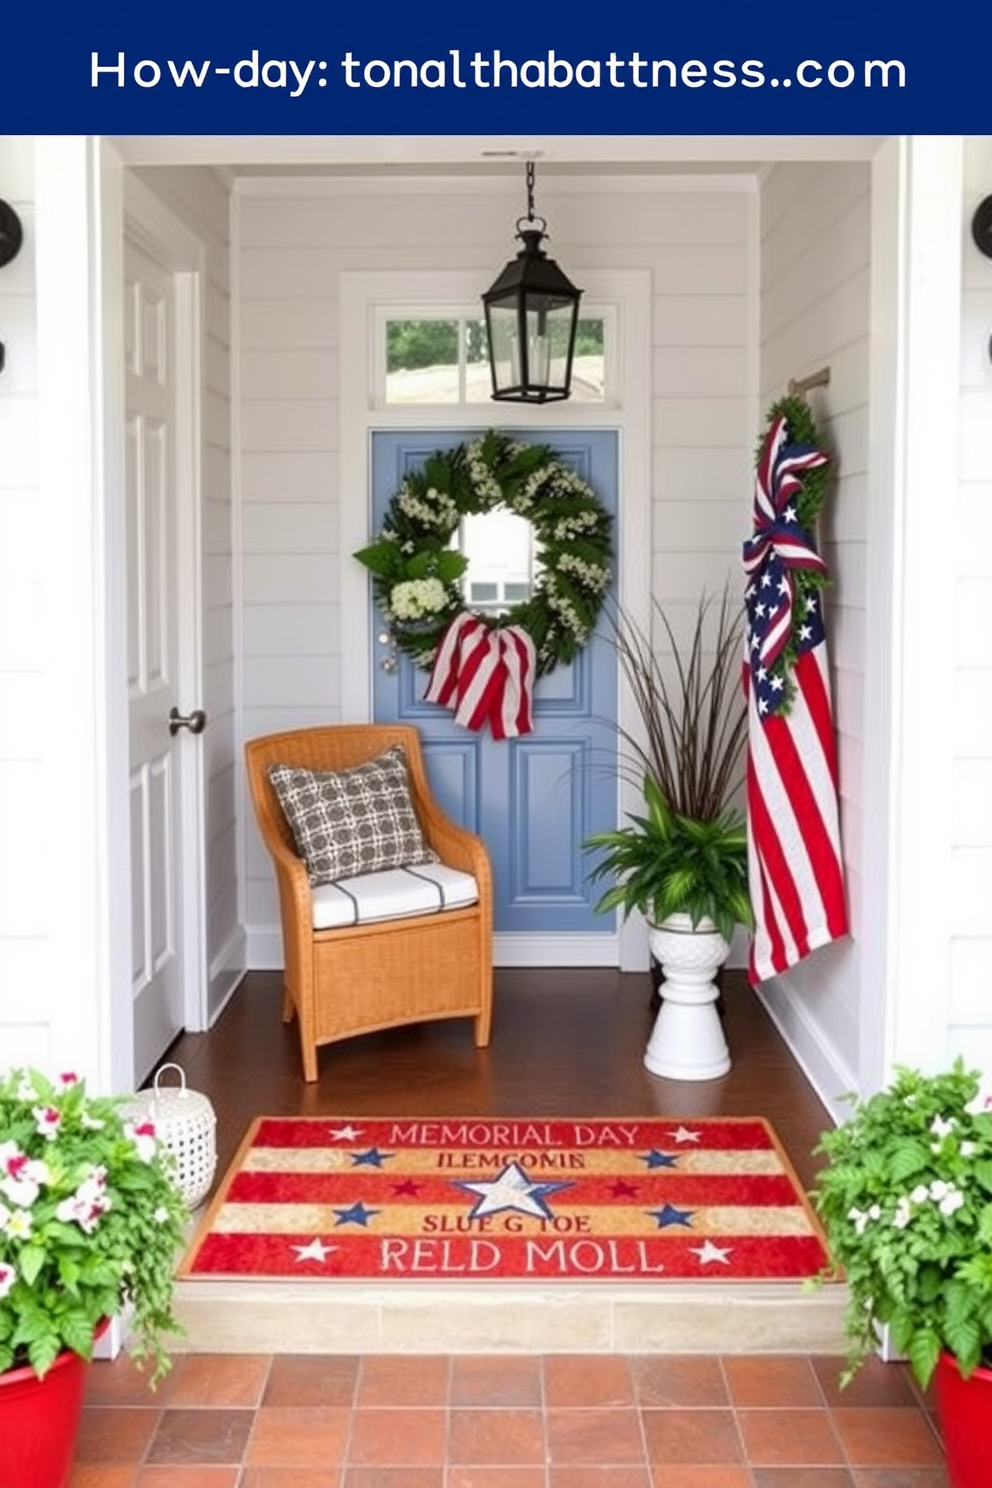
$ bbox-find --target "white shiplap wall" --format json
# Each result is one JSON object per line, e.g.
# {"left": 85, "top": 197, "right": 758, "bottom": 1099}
{"left": 235, "top": 175, "right": 756, "bottom": 946}
{"left": 0, "top": 139, "right": 48, "bottom": 1066}
{"left": 134, "top": 167, "right": 241, "bottom": 1021}
{"left": 754, "top": 161, "right": 873, "bottom": 1106}
{"left": 953, "top": 141, "right": 992, "bottom": 1072}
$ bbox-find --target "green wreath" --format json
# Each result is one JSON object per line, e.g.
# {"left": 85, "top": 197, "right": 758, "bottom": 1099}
{"left": 353, "top": 429, "right": 614, "bottom": 678}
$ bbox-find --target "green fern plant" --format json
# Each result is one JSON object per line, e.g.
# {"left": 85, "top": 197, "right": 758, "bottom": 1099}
{"left": 583, "top": 586, "right": 753, "bottom": 941}
{"left": 810, "top": 1058, "right": 992, "bottom": 1389}
{"left": 585, "top": 774, "right": 752, "bottom": 944}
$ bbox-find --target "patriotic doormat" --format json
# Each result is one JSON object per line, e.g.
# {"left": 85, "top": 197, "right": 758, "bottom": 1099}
{"left": 178, "top": 1117, "right": 832, "bottom": 1284}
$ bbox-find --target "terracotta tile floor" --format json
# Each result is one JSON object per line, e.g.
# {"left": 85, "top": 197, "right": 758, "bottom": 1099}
{"left": 69, "top": 1351, "right": 950, "bottom": 1487}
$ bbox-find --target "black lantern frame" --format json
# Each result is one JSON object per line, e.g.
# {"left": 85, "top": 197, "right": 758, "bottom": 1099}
{"left": 482, "top": 162, "right": 583, "bottom": 404}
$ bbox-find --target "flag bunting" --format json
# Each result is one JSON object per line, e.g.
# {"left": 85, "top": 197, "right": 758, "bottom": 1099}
{"left": 743, "top": 401, "right": 849, "bottom": 984}
{"left": 425, "top": 611, "right": 537, "bottom": 739}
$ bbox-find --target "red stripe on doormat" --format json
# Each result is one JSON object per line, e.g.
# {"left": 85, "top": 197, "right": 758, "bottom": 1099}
{"left": 178, "top": 1115, "right": 834, "bottom": 1284}
{"left": 249, "top": 1117, "right": 779, "bottom": 1152}
{"left": 184, "top": 1229, "right": 831, "bottom": 1282}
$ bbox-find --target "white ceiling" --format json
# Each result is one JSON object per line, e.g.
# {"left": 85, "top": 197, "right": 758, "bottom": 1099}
{"left": 115, "top": 134, "right": 886, "bottom": 179}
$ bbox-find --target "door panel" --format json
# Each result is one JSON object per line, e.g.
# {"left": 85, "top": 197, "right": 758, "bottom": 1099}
{"left": 371, "top": 428, "right": 618, "bottom": 936}
{"left": 125, "top": 239, "right": 186, "bottom": 1082}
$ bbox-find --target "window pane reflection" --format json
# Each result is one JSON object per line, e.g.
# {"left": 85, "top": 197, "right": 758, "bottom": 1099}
{"left": 382, "top": 315, "right": 606, "bottom": 404}
{"left": 459, "top": 510, "right": 535, "bottom": 614}
{"left": 385, "top": 319, "right": 459, "bottom": 404}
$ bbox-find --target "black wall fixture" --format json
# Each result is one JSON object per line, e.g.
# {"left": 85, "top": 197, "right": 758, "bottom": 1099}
{"left": 0, "top": 198, "right": 24, "bottom": 375}
{"left": 0, "top": 200, "right": 22, "bottom": 268}
{"left": 971, "top": 194, "right": 992, "bottom": 367}
{"left": 972, "top": 194, "right": 992, "bottom": 259}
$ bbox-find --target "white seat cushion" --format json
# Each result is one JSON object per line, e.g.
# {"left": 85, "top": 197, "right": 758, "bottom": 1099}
{"left": 311, "top": 862, "right": 479, "bottom": 931}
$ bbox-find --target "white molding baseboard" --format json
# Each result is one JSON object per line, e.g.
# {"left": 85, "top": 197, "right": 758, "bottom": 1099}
{"left": 208, "top": 972, "right": 247, "bottom": 1029}
{"left": 753, "top": 978, "right": 857, "bottom": 1127}
{"left": 209, "top": 926, "right": 246, "bottom": 981}
{"left": 493, "top": 934, "right": 619, "bottom": 968}
{"left": 208, "top": 928, "right": 248, "bottom": 1027}
{"left": 247, "top": 930, "right": 285, "bottom": 971}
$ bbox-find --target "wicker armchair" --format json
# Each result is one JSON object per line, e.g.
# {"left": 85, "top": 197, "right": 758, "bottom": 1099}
{"left": 244, "top": 724, "right": 494, "bottom": 1082}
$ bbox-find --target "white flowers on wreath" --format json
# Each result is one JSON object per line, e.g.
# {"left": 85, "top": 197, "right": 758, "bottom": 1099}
{"left": 388, "top": 577, "right": 450, "bottom": 622}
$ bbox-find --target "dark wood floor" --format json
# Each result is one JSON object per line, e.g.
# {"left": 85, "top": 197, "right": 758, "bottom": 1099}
{"left": 166, "top": 967, "right": 833, "bottom": 1196}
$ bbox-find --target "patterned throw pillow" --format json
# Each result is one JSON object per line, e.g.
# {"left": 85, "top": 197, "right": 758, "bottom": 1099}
{"left": 268, "top": 745, "right": 439, "bottom": 886}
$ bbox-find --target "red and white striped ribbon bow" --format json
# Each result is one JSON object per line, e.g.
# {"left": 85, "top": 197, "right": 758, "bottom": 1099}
{"left": 424, "top": 613, "right": 537, "bottom": 739}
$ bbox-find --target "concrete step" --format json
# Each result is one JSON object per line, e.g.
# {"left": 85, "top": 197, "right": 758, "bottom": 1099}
{"left": 172, "top": 1274, "right": 850, "bottom": 1355}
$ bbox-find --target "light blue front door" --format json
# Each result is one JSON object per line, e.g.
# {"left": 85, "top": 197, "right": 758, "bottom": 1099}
{"left": 371, "top": 429, "right": 618, "bottom": 936}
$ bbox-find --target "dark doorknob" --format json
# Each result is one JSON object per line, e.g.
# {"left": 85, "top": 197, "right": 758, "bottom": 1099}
{"left": 168, "top": 706, "right": 207, "bottom": 737}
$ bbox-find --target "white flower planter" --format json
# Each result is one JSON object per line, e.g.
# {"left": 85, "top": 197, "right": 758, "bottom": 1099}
{"left": 644, "top": 913, "right": 731, "bottom": 1080}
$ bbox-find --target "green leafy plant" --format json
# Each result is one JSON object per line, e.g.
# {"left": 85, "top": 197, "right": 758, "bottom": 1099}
{"left": 585, "top": 774, "right": 751, "bottom": 944}
{"left": 584, "top": 587, "right": 753, "bottom": 942}
{"left": 810, "top": 1058, "right": 992, "bottom": 1389}
{"left": 0, "top": 1067, "right": 188, "bottom": 1382}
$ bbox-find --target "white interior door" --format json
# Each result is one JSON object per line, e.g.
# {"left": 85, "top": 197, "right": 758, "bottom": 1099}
{"left": 124, "top": 236, "right": 198, "bottom": 1083}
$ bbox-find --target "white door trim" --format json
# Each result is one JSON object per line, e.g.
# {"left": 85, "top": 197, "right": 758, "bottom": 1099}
{"left": 34, "top": 138, "right": 128, "bottom": 1088}
{"left": 123, "top": 174, "right": 209, "bottom": 1040}
{"left": 339, "top": 267, "right": 652, "bottom": 969}
{"left": 864, "top": 137, "right": 964, "bottom": 1084}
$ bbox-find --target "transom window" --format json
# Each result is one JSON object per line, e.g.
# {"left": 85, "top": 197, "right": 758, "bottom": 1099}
{"left": 374, "top": 308, "right": 609, "bottom": 406}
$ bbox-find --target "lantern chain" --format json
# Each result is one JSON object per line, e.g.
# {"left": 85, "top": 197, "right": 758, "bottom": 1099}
{"left": 518, "top": 161, "right": 546, "bottom": 237}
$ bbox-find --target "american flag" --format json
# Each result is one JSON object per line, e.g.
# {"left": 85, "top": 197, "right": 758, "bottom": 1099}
{"left": 743, "top": 410, "right": 849, "bottom": 984}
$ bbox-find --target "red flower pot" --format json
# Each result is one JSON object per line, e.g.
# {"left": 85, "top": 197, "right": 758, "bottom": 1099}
{"left": 0, "top": 1323, "right": 108, "bottom": 1488}
{"left": 934, "top": 1351, "right": 992, "bottom": 1488}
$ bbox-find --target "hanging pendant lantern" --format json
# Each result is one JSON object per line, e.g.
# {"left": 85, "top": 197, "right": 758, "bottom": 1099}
{"left": 482, "top": 161, "right": 583, "bottom": 404}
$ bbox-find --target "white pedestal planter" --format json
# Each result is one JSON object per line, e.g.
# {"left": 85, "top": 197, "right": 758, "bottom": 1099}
{"left": 644, "top": 913, "right": 731, "bottom": 1080}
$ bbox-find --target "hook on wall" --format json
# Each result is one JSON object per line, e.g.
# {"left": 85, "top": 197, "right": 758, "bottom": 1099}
{"left": 787, "top": 366, "right": 831, "bottom": 400}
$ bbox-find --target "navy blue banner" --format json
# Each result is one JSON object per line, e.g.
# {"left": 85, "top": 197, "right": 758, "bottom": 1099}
{"left": 1, "top": 0, "right": 990, "bottom": 134}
